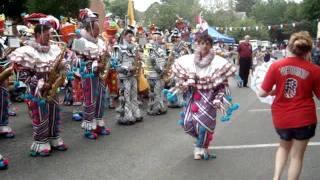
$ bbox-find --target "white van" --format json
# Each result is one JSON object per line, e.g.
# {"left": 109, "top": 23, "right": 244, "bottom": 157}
{"left": 261, "top": 41, "right": 271, "bottom": 48}
{"left": 239, "top": 39, "right": 261, "bottom": 51}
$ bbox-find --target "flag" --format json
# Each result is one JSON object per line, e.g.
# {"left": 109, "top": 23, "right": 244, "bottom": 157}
{"left": 195, "top": 12, "right": 208, "bottom": 32}
{"left": 127, "top": 0, "right": 135, "bottom": 26}
{"left": 195, "top": 12, "right": 202, "bottom": 24}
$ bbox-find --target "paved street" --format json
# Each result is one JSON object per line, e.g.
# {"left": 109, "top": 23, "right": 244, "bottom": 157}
{"left": 0, "top": 79, "right": 319, "bottom": 180}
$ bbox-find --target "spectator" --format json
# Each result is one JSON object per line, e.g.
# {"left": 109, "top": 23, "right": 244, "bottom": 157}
{"left": 311, "top": 38, "right": 320, "bottom": 65}
{"left": 237, "top": 35, "right": 252, "bottom": 87}
{"left": 264, "top": 47, "right": 272, "bottom": 62}
{"left": 259, "top": 31, "right": 320, "bottom": 180}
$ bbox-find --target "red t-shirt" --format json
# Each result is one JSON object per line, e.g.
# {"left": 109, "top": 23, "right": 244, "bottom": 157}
{"left": 261, "top": 57, "right": 320, "bottom": 128}
{"left": 238, "top": 42, "right": 252, "bottom": 58}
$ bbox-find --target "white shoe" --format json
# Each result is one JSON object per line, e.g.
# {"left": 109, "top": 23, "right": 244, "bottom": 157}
{"left": 194, "top": 147, "right": 203, "bottom": 160}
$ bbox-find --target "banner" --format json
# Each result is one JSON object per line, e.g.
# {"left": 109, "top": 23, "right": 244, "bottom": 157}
{"left": 215, "top": 22, "right": 303, "bottom": 32}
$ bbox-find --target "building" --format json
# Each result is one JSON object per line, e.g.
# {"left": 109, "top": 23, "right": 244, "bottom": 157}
{"left": 201, "top": 0, "right": 237, "bottom": 12}
{"left": 90, "top": 0, "right": 106, "bottom": 31}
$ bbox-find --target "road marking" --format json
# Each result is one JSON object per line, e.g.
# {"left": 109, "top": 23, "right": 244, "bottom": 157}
{"left": 249, "top": 107, "right": 320, "bottom": 112}
{"left": 248, "top": 108, "right": 271, "bottom": 112}
{"left": 209, "top": 142, "right": 320, "bottom": 150}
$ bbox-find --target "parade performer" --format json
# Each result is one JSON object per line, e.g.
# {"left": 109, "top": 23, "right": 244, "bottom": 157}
{"left": 0, "top": 16, "right": 13, "bottom": 168}
{"left": 115, "top": 29, "right": 143, "bottom": 125}
{"left": 72, "top": 8, "right": 110, "bottom": 139}
{"left": 9, "top": 17, "right": 68, "bottom": 156}
{"left": 171, "top": 34, "right": 238, "bottom": 160}
{"left": 0, "top": 27, "right": 15, "bottom": 138}
{"left": 102, "top": 14, "right": 119, "bottom": 109}
{"left": 60, "top": 17, "right": 80, "bottom": 106}
{"left": 165, "top": 28, "right": 191, "bottom": 108}
{"left": 144, "top": 28, "right": 167, "bottom": 115}
{"left": 175, "top": 16, "right": 191, "bottom": 42}
{"left": 0, "top": 153, "right": 8, "bottom": 170}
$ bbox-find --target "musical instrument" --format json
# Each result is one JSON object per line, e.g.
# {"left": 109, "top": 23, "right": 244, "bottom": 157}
{"left": 162, "top": 50, "right": 175, "bottom": 83}
{"left": 98, "top": 48, "right": 111, "bottom": 82}
{"left": 42, "top": 42, "right": 67, "bottom": 102}
{"left": 0, "top": 66, "right": 12, "bottom": 83}
{"left": 0, "top": 47, "right": 16, "bottom": 83}
{"left": 144, "top": 44, "right": 167, "bottom": 79}
{"left": 163, "top": 41, "right": 191, "bottom": 83}
{"left": 134, "top": 46, "right": 149, "bottom": 92}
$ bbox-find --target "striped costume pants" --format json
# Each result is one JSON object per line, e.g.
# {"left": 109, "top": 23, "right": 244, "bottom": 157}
{"left": 82, "top": 76, "right": 106, "bottom": 127}
{"left": 0, "top": 85, "right": 9, "bottom": 127}
{"left": 29, "top": 97, "right": 61, "bottom": 142}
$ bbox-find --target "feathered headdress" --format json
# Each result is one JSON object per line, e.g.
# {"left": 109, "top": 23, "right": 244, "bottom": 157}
{"left": 24, "top": 13, "right": 60, "bottom": 30}
{"left": 79, "top": 8, "right": 99, "bottom": 23}
{"left": 0, "top": 14, "right": 5, "bottom": 32}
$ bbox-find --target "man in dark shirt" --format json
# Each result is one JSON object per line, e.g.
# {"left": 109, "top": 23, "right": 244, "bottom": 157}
{"left": 311, "top": 39, "right": 320, "bottom": 65}
{"left": 237, "top": 35, "right": 252, "bottom": 87}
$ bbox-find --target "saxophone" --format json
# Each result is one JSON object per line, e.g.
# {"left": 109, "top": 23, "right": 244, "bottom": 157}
{"left": 0, "top": 48, "right": 16, "bottom": 83}
{"left": 98, "top": 48, "right": 111, "bottom": 82}
{"left": 163, "top": 41, "right": 191, "bottom": 83}
{"left": 133, "top": 45, "right": 143, "bottom": 77}
{"left": 134, "top": 45, "right": 149, "bottom": 92}
{"left": 0, "top": 66, "right": 13, "bottom": 83}
{"left": 42, "top": 43, "right": 67, "bottom": 102}
{"left": 162, "top": 49, "right": 175, "bottom": 83}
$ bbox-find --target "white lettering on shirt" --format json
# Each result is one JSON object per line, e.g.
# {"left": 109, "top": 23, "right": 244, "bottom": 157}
{"left": 280, "top": 66, "right": 309, "bottom": 79}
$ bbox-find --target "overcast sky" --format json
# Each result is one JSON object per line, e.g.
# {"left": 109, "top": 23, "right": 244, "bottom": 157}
{"left": 134, "top": 0, "right": 303, "bottom": 12}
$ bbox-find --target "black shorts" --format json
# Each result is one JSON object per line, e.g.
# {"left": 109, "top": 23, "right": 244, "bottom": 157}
{"left": 275, "top": 124, "right": 317, "bottom": 141}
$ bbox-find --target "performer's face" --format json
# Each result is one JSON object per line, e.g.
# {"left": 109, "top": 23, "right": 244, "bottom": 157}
{"left": 124, "top": 33, "right": 133, "bottom": 43}
{"left": 198, "top": 41, "right": 211, "bottom": 56}
{"left": 36, "top": 29, "right": 51, "bottom": 46}
{"left": 153, "top": 34, "right": 162, "bottom": 44}
{"left": 92, "top": 22, "right": 100, "bottom": 38}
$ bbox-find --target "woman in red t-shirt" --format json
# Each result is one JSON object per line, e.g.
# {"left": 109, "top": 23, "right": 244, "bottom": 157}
{"left": 259, "top": 31, "right": 319, "bottom": 180}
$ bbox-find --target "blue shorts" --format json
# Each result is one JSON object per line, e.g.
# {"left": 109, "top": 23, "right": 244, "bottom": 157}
{"left": 275, "top": 124, "right": 317, "bottom": 141}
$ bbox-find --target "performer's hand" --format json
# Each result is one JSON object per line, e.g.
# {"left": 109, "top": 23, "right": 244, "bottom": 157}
{"left": 129, "top": 66, "right": 137, "bottom": 72}
{"left": 134, "top": 51, "right": 142, "bottom": 60}
{"left": 42, "top": 82, "right": 51, "bottom": 91}
{"left": 178, "top": 85, "right": 188, "bottom": 92}
{"left": 97, "top": 63, "right": 105, "bottom": 71}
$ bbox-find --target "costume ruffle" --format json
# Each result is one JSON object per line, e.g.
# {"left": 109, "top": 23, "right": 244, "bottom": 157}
{"left": 172, "top": 54, "right": 237, "bottom": 89}
{"left": 8, "top": 45, "right": 61, "bottom": 72}
{"left": 72, "top": 37, "right": 106, "bottom": 59}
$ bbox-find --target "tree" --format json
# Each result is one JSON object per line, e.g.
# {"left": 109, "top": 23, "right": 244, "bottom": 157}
{"left": 301, "top": 0, "right": 320, "bottom": 21}
{"left": 203, "top": 9, "right": 238, "bottom": 28}
{"left": 104, "top": 0, "right": 128, "bottom": 19}
{"left": 301, "top": 0, "right": 320, "bottom": 37}
{"left": 27, "top": 0, "right": 89, "bottom": 18}
{"left": 250, "top": 0, "right": 288, "bottom": 25}
{"left": 250, "top": 0, "right": 314, "bottom": 40}
{"left": 236, "top": 0, "right": 257, "bottom": 14}
{"left": 0, "top": 0, "right": 28, "bottom": 21}
{"left": 144, "top": 0, "right": 201, "bottom": 30}
{"left": 228, "top": 18, "right": 269, "bottom": 42}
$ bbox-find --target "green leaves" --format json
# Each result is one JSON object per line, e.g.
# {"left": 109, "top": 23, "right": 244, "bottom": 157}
{"left": 26, "top": 0, "right": 89, "bottom": 17}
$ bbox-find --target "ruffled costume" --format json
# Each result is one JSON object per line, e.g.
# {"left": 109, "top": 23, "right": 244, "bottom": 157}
{"left": 8, "top": 41, "right": 68, "bottom": 156}
{"left": 171, "top": 50, "right": 239, "bottom": 160}
{"left": 72, "top": 31, "right": 111, "bottom": 139}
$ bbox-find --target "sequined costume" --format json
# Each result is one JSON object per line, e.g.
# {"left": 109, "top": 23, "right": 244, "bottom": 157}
{"left": 114, "top": 40, "right": 143, "bottom": 125}
{"left": 166, "top": 40, "right": 191, "bottom": 108}
{"left": 144, "top": 42, "right": 167, "bottom": 115}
